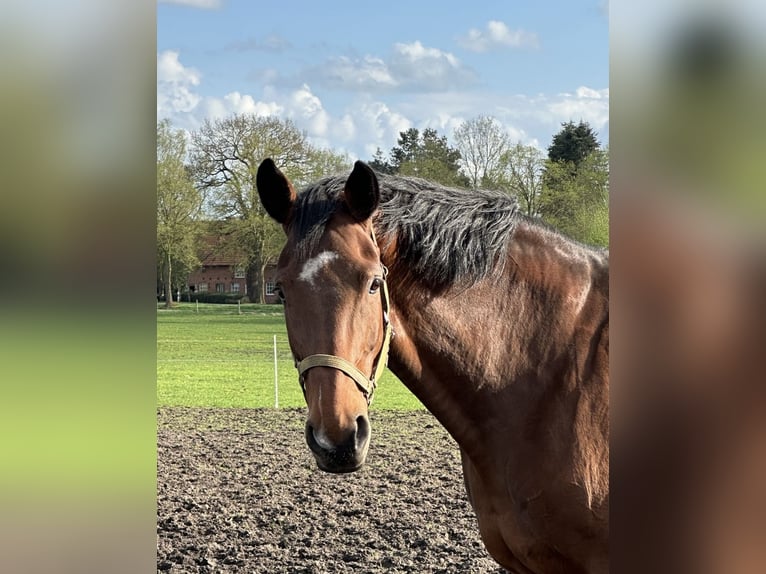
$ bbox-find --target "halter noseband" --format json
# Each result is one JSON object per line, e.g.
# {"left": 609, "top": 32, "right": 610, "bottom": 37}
{"left": 294, "top": 228, "right": 393, "bottom": 405}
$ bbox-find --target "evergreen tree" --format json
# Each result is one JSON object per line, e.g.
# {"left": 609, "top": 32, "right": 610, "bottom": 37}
{"left": 368, "top": 147, "right": 394, "bottom": 175}
{"left": 539, "top": 148, "right": 609, "bottom": 246}
{"left": 547, "top": 120, "right": 600, "bottom": 167}
{"left": 374, "top": 128, "right": 469, "bottom": 187}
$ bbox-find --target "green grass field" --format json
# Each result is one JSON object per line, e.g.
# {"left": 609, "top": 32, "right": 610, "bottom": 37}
{"left": 157, "top": 302, "right": 424, "bottom": 410}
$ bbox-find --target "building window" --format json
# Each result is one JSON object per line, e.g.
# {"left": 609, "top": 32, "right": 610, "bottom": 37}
{"left": 198, "top": 283, "right": 208, "bottom": 293}
{"left": 265, "top": 281, "right": 276, "bottom": 296}
{"left": 231, "top": 283, "right": 240, "bottom": 293}
{"left": 234, "top": 265, "right": 245, "bottom": 279}
{"left": 215, "top": 283, "right": 225, "bottom": 293}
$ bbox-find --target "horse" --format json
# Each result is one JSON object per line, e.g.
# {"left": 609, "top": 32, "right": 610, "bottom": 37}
{"left": 256, "top": 158, "right": 609, "bottom": 573}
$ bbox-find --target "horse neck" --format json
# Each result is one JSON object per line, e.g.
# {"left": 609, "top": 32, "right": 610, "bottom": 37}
{"left": 382, "top": 221, "right": 609, "bottom": 458}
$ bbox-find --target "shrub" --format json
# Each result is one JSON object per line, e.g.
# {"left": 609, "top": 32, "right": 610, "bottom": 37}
{"left": 190, "top": 292, "right": 246, "bottom": 304}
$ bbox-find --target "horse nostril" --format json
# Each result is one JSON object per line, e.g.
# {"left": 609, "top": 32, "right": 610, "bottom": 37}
{"left": 304, "top": 417, "right": 370, "bottom": 473}
{"left": 305, "top": 418, "right": 370, "bottom": 456}
{"left": 305, "top": 422, "right": 324, "bottom": 452}
{"left": 355, "top": 415, "right": 370, "bottom": 449}
{"left": 306, "top": 422, "right": 332, "bottom": 451}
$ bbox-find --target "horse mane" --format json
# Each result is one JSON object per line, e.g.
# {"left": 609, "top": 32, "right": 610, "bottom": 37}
{"left": 290, "top": 172, "right": 521, "bottom": 290}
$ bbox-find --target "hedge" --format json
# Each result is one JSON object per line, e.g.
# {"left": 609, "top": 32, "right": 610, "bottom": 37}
{"left": 188, "top": 292, "right": 247, "bottom": 304}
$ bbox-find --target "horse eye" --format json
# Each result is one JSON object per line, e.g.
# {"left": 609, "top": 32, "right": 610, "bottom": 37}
{"left": 275, "top": 285, "right": 286, "bottom": 303}
{"left": 369, "top": 277, "right": 382, "bottom": 295}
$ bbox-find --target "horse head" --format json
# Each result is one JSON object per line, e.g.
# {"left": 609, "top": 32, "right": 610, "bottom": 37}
{"left": 256, "top": 159, "right": 391, "bottom": 473}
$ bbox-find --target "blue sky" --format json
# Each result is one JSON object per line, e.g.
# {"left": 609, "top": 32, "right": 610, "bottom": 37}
{"left": 158, "top": 0, "right": 608, "bottom": 160}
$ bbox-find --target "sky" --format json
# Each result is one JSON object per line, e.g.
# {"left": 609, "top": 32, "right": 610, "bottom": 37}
{"left": 157, "top": 0, "right": 609, "bottom": 161}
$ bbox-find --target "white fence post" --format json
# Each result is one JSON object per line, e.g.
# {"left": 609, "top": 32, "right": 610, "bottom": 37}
{"left": 273, "top": 334, "right": 279, "bottom": 409}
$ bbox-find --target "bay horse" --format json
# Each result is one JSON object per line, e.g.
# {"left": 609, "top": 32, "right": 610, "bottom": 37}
{"left": 256, "top": 158, "right": 609, "bottom": 573}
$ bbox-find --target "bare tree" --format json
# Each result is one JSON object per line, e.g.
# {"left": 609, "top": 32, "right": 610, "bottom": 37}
{"left": 190, "top": 114, "right": 349, "bottom": 302}
{"left": 499, "top": 143, "right": 546, "bottom": 217}
{"left": 453, "top": 116, "right": 512, "bottom": 189}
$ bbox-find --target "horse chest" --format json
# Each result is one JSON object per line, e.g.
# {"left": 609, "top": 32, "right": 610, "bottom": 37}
{"left": 461, "top": 449, "right": 600, "bottom": 573}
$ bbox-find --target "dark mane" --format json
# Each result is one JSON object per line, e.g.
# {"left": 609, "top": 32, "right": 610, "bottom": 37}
{"left": 290, "top": 172, "right": 521, "bottom": 289}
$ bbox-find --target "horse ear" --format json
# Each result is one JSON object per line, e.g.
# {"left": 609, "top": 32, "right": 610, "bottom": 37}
{"left": 257, "top": 158, "right": 296, "bottom": 226}
{"left": 344, "top": 161, "right": 380, "bottom": 222}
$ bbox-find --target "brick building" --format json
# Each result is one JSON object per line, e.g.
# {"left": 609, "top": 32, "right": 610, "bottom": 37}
{"left": 186, "top": 236, "right": 280, "bottom": 303}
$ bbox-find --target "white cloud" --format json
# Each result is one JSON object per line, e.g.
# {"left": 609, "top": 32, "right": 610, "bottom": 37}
{"left": 393, "top": 41, "right": 459, "bottom": 66}
{"left": 333, "top": 114, "right": 357, "bottom": 142}
{"left": 307, "top": 41, "right": 475, "bottom": 93}
{"left": 576, "top": 86, "right": 607, "bottom": 99}
{"left": 203, "top": 91, "right": 283, "bottom": 120}
{"left": 288, "top": 85, "right": 331, "bottom": 137}
{"left": 158, "top": 0, "right": 222, "bottom": 8}
{"left": 157, "top": 51, "right": 202, "bottom": 115}
{"left": 315, "top": 56, "right": 397, "bottom": 91}
{"left": 157, "top": 50, "right": 200, "bottom": 85}
{"left": 156, "top": 49, "right": 606, "bottom": 162}
{"left": 158, "top": 51, "right": 287, "bottom": 128}
{"left": 394, "top": 87, "right": 608, "bottom": 152}
{"left": 354, "top": 101, "right": 412, "bottom": 154}
{"left": 548, "top": 87, "right": 610, "bottom": 130}
{"left": 423, "top": 112, "right": 466, "bottom": 141}
{"left": 459, "top": 21, "right": 539, "bottom": 52}
{"left": 389, "top": 41, "right": 476, "bottom": 91}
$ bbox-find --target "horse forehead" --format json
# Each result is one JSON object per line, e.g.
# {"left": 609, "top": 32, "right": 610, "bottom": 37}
{"left": 324, "top": 214, "right": 380, "bottom": 260}
{"left": 279, "top": 212, "right": 375, "bottom": 278}
{"left": 297, "top": 250, "right": 339, "bottom": 285}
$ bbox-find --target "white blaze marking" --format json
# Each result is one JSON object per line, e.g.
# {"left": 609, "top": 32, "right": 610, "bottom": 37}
{"left": 298, "top": 251, "right": 338, "bottom": 286}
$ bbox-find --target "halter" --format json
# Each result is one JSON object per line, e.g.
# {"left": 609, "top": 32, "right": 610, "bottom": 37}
{"left": 295, "top": 228, "right": 393, "bottom": 405}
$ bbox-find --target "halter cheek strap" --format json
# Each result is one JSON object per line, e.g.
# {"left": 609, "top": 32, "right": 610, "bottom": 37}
{"left": 295, "top": 229, "right": 392, "bottom": 405}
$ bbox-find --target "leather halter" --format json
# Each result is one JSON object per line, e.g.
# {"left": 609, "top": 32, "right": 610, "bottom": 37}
{"left": 295, "top": 228, "right": 393, "bottom": 405}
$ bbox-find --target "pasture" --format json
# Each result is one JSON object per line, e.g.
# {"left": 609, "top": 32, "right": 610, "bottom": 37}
{"left": 157, "top": 302, "right": 423, "bottom": 410}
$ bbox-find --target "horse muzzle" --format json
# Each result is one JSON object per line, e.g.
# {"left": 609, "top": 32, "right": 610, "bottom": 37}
{"left": 305, "top": 415, "right": 371, "bottom": 473}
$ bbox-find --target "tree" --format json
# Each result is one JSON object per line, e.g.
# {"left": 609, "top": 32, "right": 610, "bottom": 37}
{"left": 157, "top": 119, "right": 203, "bottom": 308}
{"left": 497, "top": 143, "right": 546, "bottom": 217}
{"left": 190, "top": 114, "right": 350, "bottom": 302}
{"left": 368, "top": 147, "right": 394, "bottom": 175}
{"left": 378, "top": 128, "right": 469, "bottom": 187}
{"left": 303, "top": 147, "right": 353, "bottom": 182}
{"left": 540, "top": 121, "right": 607, "bottom": 246}
{"left": 190, "top": 115, "right": 299, "bottom": 303}
{"left": 538, "top": 148, "right": 609, "bottom": 246}
{"left": 547, "top": 120, "right": 600, "bottom": 167}
{"left": 453, "top": 116, "right": 512, "bottom": 189}
{"left": 572, "top": 148, "right": 609, "bottom": 246}
{"left": 389, "top": 128, "right": 421, "bottom": 169}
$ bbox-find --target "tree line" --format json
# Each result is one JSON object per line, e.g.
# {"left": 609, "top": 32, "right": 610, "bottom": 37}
{"left": 157, "top": 115, "right": 608, "bottom": 306}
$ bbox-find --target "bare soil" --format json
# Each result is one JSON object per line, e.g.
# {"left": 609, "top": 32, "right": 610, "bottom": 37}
{"left": 157, "top": 407, "right": 505, "bottom": 573}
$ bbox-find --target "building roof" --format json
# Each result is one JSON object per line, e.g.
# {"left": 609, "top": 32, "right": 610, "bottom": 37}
{"left": 197, "top": 233, "right": 244, "bottom": 267}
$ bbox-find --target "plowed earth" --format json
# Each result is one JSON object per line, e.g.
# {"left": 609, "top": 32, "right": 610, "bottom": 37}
{"left": 157, "top": 408, "right": 505, "bottom": 573}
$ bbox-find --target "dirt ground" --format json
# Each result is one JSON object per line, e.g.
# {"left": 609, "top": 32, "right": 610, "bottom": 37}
{"left": 157, "top": 407, "right": 505, "bottom": 573}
